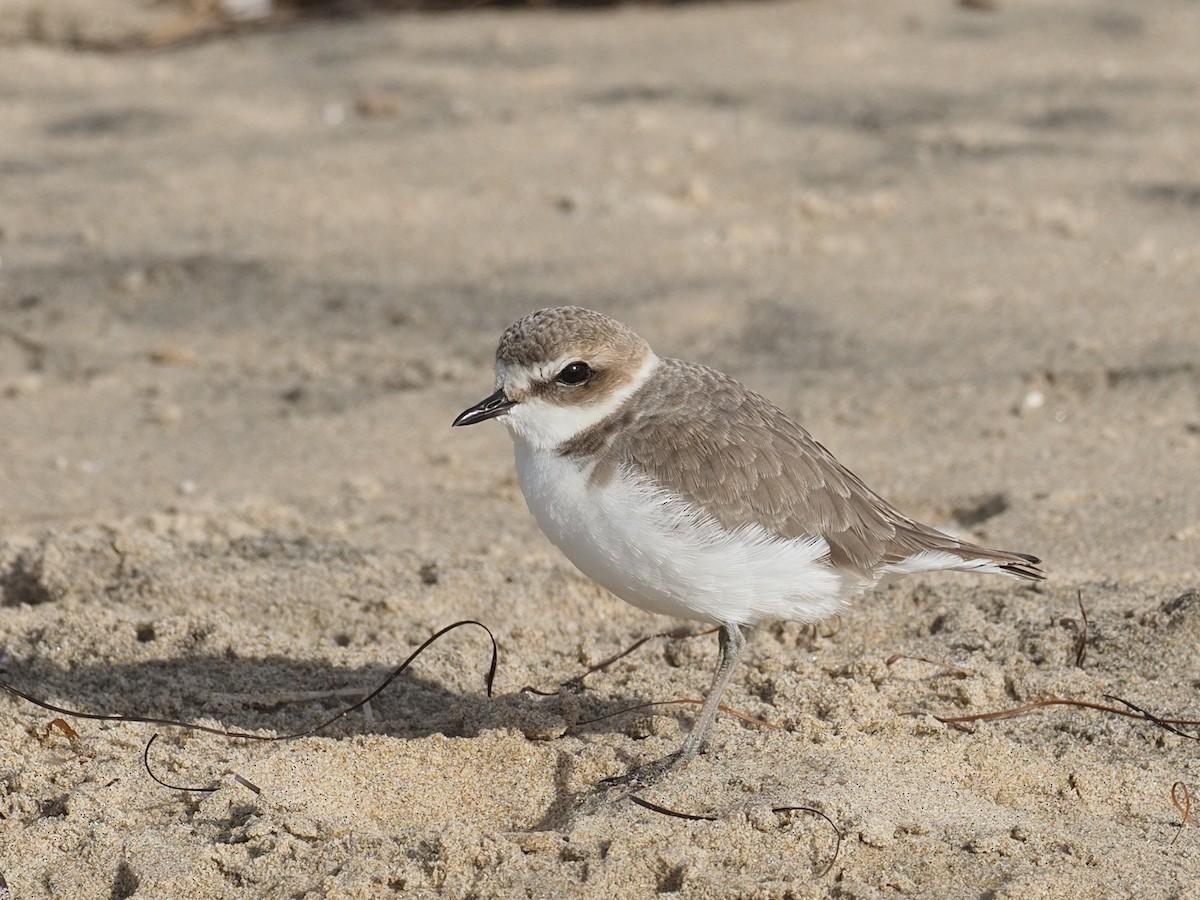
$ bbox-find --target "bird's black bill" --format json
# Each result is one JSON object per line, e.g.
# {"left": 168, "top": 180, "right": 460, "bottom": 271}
{"left": 453, "top": 389, "right": 516, "bottom": 426}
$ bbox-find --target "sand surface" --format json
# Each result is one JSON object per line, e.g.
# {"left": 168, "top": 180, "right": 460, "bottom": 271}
{"left": 2, "top": 0, "right": 1199, "bottom": 895}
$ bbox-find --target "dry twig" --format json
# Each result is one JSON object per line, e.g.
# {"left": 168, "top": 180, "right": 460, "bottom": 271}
{"left": 1057, "top": 589, "right": 1089, "bottom": 669}
{"left": 521, "top": 626, "right": 717, "bottom": 697}
{"left": 1171, "top": 782, "right": 1198, "bottom": 843}
{"left": 569, "top": 697, "right": 781, "bottom": 732}
{"left": 930, "top": 695, "right": 1200, "bottom": 742}
{"left": 628, "top": 795, "right": 842, "bottom": 877}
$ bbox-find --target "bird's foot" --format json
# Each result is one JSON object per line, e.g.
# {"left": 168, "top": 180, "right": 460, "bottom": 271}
{"left": 596, "top": 750, "right": 689, "bottom": 794}
{"left": 566, "top": 752, "right": 685, "bottom": 822}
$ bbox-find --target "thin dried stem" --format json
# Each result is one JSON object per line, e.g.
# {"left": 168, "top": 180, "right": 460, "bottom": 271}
{"left": 570, "top": 697, "right": 781, "bottom": 732}
{"left": 627, "top": 795, "right": 842, "bottom": 877}
{"left": 930, "top": 695, "right": 1200, "bottom": 741}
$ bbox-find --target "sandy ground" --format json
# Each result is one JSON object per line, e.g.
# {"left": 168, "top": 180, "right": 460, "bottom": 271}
{"left": 1, "top": 0, "right": 1199, "bottom": 895}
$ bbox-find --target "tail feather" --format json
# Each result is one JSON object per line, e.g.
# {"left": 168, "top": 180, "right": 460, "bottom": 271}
{"left": 943, "top": 546, "right": 1044, "bottom": 581}
{"left": 877, "top": 516, "right": 1044, "bottom": 582}
{"left": 995, "top": 552, "right": 1044, "bottom": 581}
{"left": 880, "top": 544, "right": 1045, "bottom": 582}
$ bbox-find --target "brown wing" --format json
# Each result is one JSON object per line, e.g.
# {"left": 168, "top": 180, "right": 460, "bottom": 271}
{"left": 563, "top": 358, "right": 1042, "bottom": 580}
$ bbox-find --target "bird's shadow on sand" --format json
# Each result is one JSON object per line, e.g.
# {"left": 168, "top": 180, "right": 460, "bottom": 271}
{"left": 0, "top": 649, "right": 689, "bottom": 746}
{"left": 3, "top": 654, "right": 486, "bottom": 737}
{"left": 2, "top": 650, "right": 711, "bottom": 828}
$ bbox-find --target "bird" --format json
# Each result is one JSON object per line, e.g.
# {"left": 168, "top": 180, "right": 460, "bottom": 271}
{"left": 453, "top": 306, "right": 1043, "bottom": 787}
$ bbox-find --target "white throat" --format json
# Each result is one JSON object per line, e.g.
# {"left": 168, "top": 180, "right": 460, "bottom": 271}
{"left": 500, "top": 353, "right": 660, "bottom": 452}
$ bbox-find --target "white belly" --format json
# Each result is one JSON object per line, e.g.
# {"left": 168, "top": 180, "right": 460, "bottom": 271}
{"left": 513, "top": 443, "right": 853, "bottom": 626}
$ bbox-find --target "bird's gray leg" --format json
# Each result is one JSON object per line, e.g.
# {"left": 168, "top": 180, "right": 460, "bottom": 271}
{"left": 675, "top": 622, "right": 745, "bottom": 761}
{"left": 598, "top": 623, "right": 746, "bottom": 790}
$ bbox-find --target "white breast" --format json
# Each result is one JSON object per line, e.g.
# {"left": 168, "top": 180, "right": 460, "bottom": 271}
{"left": 512, "top": 443, "right": 855, "bottom": 626}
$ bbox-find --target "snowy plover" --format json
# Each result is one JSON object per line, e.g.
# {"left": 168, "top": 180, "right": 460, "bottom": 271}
{"left": 454, "top": 307, "right": 1043, "bottom": 785}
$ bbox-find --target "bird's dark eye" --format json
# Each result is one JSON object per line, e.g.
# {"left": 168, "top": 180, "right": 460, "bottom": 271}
{"left": 556, "top": 361, "right": 591, "bottom": 385}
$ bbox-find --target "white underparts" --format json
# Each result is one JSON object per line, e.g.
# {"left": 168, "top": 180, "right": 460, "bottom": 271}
{"left": 512, "top": 444, "right": 856, "bottom": 626}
